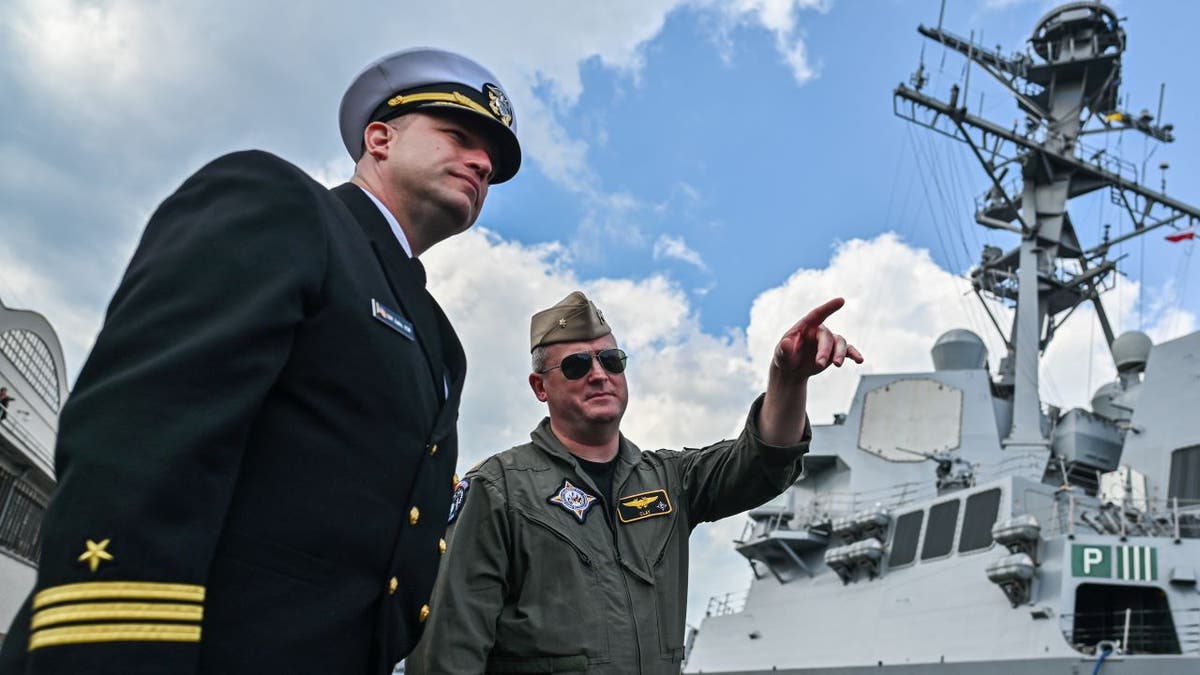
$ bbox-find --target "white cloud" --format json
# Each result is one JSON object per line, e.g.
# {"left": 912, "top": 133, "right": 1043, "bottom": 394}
{"left": 3, "top": 0, "right": 826, "bottom": 190}
{"left": 981, "top": 0, "right": 1041, "bottom": 9}
{"left": 747, "top": 232, "right": 1003, "bottom": 421}
{"left": 300, "top": 158, "right": 356, "bottom": 191}
{"left": 653, "top": 234, "right": 709, "bottom": 270}
{"left": 702, "top": 0, "right": 829, "bottom": 83}
{"left": 569, "top": 192, "right": 649, "bottom": 264}
{"left": 0, "top": 0, "right": 832, "bottom": 374}
{"left": 423, "top": 227, "right": 754, "bottom": 463}
{"left": 0, "top": 243, "right": 103, "bottom": 376}
{"left": 0, "top": 0, "right": 836, "bottom": 379}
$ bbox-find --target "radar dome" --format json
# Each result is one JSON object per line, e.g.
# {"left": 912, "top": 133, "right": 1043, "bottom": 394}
{"left": 1090, "top": 381, "right": 1124, "bottom": 420}
{"left": 931, "top": 329, "right": 988, "bottom": 371}
{"left": 1111, "top": 331, "right": 1152, "bottom": 373}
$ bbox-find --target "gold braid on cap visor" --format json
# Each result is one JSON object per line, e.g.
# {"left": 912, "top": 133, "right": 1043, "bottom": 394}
{"left": 385, "top": 91, "right": 499, "bottom": 124}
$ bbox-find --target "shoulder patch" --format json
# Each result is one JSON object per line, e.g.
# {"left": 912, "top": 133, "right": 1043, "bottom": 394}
{"left": 546, "top": 479, "right": 598, "bottom": 524}
{"left": 617, "top": 489, "right": 672, "bottom": 523}
{"left": 448, "top": 479, "right": 470, "bottom": 524}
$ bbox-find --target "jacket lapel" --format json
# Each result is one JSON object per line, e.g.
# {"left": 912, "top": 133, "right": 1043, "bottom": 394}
{"left": 332, "top": 183, "right": 446, "bottom": 401}
{"left": 429, "top": 302, "right": 467, "bottom": 437}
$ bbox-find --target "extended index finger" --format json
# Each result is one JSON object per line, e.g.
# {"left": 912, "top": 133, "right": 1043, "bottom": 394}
{"left": 800, "top": 297, "right": 846, "bottom": 328}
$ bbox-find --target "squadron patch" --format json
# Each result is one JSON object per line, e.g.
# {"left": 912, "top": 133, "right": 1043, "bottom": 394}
{"left": 547, "top": 479, "right": 598, "bottom": 524}
{"left": 448, "top": 479, "right": 470, "bottom": 524}
{"left": 617, "top": 489, "right": 672, "bottom": 523}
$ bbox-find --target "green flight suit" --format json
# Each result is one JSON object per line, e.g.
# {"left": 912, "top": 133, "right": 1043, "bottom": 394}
{"left": 407, "top": 395, "right": 809, "bottom": 674}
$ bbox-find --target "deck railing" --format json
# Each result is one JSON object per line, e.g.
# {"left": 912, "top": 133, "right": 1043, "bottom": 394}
{"left": 1062, "top": 607, "right": 1200, "bottom": 656}
{"left": 0, "top": 407, "right": 54, "bottom": 470}
{"left": 704, "top": 590, "right": 748, "bottom": 617}
{"left": 1028, "top": 493, "right": 1200, "bottom": 541}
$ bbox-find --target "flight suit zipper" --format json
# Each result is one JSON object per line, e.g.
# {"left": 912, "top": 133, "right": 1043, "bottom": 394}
{"left": 605, "top": 487, "right": 643, "bottom": 673}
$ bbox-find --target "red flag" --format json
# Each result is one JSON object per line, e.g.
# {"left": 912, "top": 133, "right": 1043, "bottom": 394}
{"left": 1166, "top": 228, "right": 1196, "bottom": 243}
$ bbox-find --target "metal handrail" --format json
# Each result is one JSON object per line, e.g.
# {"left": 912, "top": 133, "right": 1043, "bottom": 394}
{"left": 705, "top": 590, "right": 748, "bottom": 617}
{"left": 0, "top": 408, "right": 54, "bottom": 468}
{"left": 1060, "top": 607, "right": 1200, "bottom": 655}
{"left": 1032, "top": 493, "right": 1200, "bottom": 539}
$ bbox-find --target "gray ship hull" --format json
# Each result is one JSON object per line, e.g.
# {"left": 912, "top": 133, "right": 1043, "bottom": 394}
{"left": 692, "top": 656, "right": 1197, "bottom": 675}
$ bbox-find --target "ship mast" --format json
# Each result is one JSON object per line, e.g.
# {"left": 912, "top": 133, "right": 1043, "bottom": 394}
{"left": 894, "top": 2, "right": 1200, "bottom": 452}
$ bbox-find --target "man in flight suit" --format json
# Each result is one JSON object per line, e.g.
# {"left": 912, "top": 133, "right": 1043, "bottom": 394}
{"left": 408, "top": 291, "right": 863, "bottom": 673}
{"left": 0, "top": 48, "right": 520, "bottom": 675}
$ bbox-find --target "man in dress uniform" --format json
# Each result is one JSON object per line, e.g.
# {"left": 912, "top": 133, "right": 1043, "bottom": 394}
{"left": 0, "top": 47, "right": 520, "bottom": 675}
{"left": 407, "top": 292, "right": 863, "bottom": 674}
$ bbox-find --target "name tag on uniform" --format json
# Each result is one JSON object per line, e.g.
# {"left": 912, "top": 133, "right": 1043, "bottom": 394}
{"left": 371, "top": 299, "right": 415, "bottom": 341}
{"left": 617, "top": 489, "right": 672, "bottom": 523}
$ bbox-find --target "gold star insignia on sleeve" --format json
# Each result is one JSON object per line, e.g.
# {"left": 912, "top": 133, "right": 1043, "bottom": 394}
{"left": 78, "top": 539, "right": 114, "bottom": 573}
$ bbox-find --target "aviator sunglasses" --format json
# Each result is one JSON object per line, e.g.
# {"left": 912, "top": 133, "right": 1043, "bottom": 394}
{"left": 542, "top": 349, "right": 628, "bottom": 380}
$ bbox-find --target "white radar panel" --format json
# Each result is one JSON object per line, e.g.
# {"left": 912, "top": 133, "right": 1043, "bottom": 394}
{"left": 858, "top": 378, "right": 963, "bottom": 462}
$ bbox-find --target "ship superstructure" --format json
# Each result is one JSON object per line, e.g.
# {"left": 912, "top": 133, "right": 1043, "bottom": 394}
{"left": 686, "top": 4, "right": 1200, "bottom": 673}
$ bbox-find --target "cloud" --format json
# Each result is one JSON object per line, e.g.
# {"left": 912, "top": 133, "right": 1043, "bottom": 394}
{"left": 980, "top": 0, "right": 1042, "bottom": 10}
{"left": 653, "top": 234, "right": 709, "bottom": 270}
{"left": 747, "top": 233, "right": 1002, "bottom": 419}
{"left": 701, "top": 0, "right": 829, "bottom": 84}
{"left": 423, "top": 227, "right": 755, "bottom": 463}
{"left": 0, "top": 242, "right": 103, "bottom": 374}
{"left": 0, "top": 0, "right": 832, "bottom": 384}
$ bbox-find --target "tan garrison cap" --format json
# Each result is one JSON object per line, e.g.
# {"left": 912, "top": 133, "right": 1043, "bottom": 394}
{"left": 530, "top": 291, "right": 611, "bottom": 351}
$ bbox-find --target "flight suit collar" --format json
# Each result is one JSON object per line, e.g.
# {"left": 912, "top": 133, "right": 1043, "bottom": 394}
{"left": 529, "top": 418, "right": 641, "bottom": 501}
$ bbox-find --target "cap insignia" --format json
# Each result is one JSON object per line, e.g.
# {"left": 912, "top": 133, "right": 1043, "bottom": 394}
{"left": 547, "top": 479, "right": 598, "bottom": 524}
{"left": 78, "top": 538, "right": 114, "bottom": 572}
{"left": 558, "top": 318, "right": 568, "bottom": 328}
{"left": 485, "top": 83, "right": 514, "bottom": 127}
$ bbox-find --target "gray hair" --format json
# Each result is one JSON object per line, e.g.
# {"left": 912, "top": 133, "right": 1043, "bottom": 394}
{"left": 531, "top": 345, "right": 549, "bottom": 374}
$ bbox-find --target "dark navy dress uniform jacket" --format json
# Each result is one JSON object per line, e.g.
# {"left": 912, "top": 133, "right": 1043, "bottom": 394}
{"left": 0, "top": 150, "right": 464, "bottom": 675}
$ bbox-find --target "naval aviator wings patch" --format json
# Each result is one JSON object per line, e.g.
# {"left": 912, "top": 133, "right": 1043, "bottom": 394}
{"left": 617, "top": 489, "right": 672, "bottom": 523}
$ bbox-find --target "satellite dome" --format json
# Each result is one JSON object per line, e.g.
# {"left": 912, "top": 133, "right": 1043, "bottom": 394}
{"left": 931, "top": 329, "right": 988, "bottom": 371}
{"left": 1111, "top": 331, "right": 1152, "bottom": 373}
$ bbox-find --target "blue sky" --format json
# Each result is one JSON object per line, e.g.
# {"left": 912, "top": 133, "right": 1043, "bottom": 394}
{"left": 478, "top": 0, "right": 1200, "bottom": 335}
{"left": 3, "top": 0, "right": 1199, "bottom": 629}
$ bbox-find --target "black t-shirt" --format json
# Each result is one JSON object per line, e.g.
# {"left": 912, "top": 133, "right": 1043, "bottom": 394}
{"left": 575, "top": 456, "right": 617, "bottom": 513}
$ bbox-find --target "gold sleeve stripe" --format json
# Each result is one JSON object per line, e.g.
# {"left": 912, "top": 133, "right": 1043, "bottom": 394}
{"left": 32, "top": 602, "right": 203, "bottom": 630}
{"left": 33, "top": 582, "right": 205, "bottom": 609}
{"left": 29, "top": 623, "right": 201, "bottom": 650}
